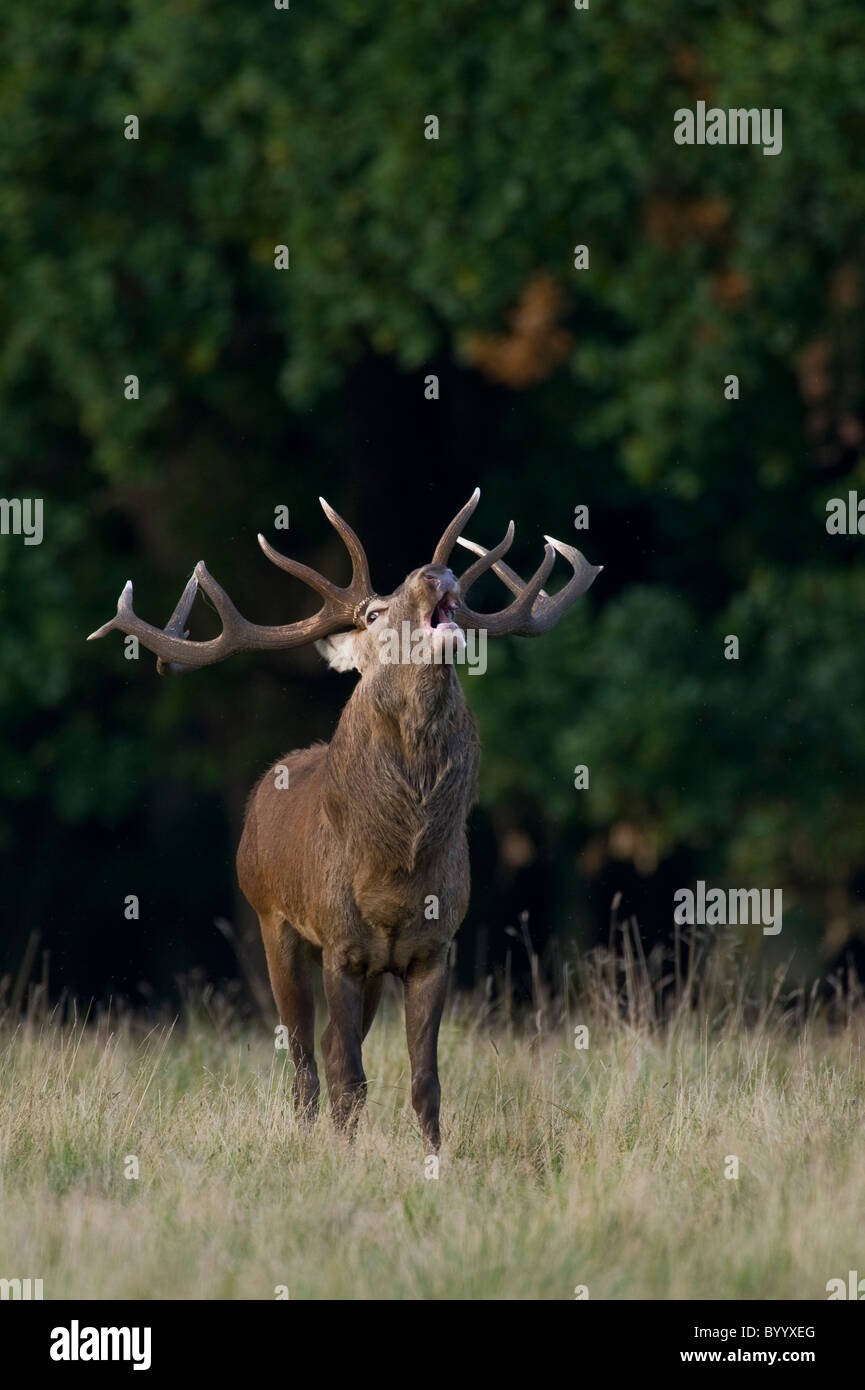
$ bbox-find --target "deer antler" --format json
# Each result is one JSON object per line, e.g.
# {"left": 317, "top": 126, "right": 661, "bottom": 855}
{"left": 87, "top": 498, "right": 375, "bottom": 671}
{"left": 455, "top": 532, "right": 601, "bottom": 635}
{"left": 429, "top": 487, "right": 601, "bottom": 636}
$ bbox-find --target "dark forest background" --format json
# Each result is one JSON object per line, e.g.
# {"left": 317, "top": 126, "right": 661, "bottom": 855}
{"left": 2, "top": 0, "right": 865, "bottom": 1012}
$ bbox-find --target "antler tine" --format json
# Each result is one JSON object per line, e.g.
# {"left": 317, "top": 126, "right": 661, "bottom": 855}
{"left": 432, "top": 487, "right": 481, "bottom": 566}
{"left": 319, "top": 497, "right": 372, "bottom": 595}
{"left": 156, "top": 572, "right": 200, "bottom": 675}
{"left": 456, "top": 521, "right": 515, "bottom": 595}
{"left": 256, "top": 537, "right": 346, "bottom": 606}
{"left": 259, "top": 497, "right": 372, "bottom": 607}
{"left": 531, "top": 536, "right": 603, "bottom": 632}
{"left": 454, "top": 533, "right": 602, "bottom": 637}
{"left": 455, "top": 537, "right": 529, "bottom": 600}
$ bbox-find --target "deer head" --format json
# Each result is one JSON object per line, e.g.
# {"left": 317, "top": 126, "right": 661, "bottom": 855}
{"left": 86, "top": 488, "right": 602, "bottom": 674}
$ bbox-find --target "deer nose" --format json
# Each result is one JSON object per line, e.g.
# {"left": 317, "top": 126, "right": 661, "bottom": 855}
{"left": 421, "top": 567, "right": 456, "bottom": 592}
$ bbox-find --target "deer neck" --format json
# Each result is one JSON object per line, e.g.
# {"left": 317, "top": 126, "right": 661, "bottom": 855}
{"left": 348, "top": 662, "right": 468, "bottom": 766}
{"left": 323, "top": 664, "right": 478, "bottom": 867}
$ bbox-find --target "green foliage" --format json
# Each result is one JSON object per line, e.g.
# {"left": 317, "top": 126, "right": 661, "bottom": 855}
{"left": 1, "top": 0, "right": 864, "bottom": 955}
{"left": 470, "top": 569, "right": 865, "bottom": 891}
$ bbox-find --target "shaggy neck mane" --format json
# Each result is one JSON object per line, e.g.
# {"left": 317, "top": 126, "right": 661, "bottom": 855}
{"left": 322, "top": 663, "right": 478, "bottom": 871}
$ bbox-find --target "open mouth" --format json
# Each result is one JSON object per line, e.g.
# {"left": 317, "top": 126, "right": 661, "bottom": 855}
{"left": 428, "top": 594, "right": 458, "bottom": 628}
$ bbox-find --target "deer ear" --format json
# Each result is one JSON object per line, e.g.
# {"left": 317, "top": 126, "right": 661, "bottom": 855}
{"left": 315, "top": 631, "right": 362, "bottom": 673}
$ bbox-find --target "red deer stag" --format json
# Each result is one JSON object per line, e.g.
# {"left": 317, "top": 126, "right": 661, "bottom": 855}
{"left": 89, "top": 491, "right": 601, "bottom": 1148}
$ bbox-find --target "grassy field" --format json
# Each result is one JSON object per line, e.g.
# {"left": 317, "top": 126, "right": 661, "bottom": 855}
{"left": 1, "top": 948, "right": 863, "bottom": 1300}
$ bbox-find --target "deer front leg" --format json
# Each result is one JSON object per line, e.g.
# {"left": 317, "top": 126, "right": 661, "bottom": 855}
{"left": 321, "top": 960, "right": 367, "bottom": 1134}
{"left": 404, "top": 950, "right": 449, "bottom": 1152}
{"left": 260, "top": 917, "right": 320, "bottom": 1119}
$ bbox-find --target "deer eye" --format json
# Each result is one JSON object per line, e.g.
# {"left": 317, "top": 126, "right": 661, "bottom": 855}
{"left": 366, "top": 609, "right": 385, "bottom": 624}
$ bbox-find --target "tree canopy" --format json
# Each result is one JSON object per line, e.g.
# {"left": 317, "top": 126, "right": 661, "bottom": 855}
{"left": 2, "top": 0, "right": 864, "bottom": 999}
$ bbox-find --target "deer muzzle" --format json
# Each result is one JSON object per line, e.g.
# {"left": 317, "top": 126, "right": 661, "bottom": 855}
{"left": 419, "top": 568, "right": 459, "bottom": 629}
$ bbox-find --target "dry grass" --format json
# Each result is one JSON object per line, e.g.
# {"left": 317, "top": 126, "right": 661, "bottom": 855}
{"left": 0, "top": 938, "right": 863, "bottom": 1300}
